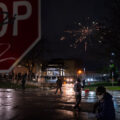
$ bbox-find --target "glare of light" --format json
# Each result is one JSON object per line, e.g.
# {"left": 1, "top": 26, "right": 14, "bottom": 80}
{"left": 78, "top": 22, "right": 81, "bottom": 26}
{"left": 98, "top": 40, "right": 102, "bottom": 43}
{"left": 111, "top": 52, "right": 115, "bottom": 56}
{"left": 33, "top": 78, "right": 36, "bottom": 81}
{"left": 65, "top": 84, "right": 74, "bottom": 95}
{"left": 84, "top": 67, "right": 86, "bottom": 72}
{"left": 87, "top": 78, "right": 94, "bottom": 81}
{"left": 66, "top": 78, "right": 69, "bottom": 82}
{"left": 92, "top": 21, "right": 95, "bottom": 24}
{"left": 64, "top": 81, "right": 67, "bottom": 84}
{"left": 90, "top": 78, "right": 93, "bottom": 81}
{"left": 66, "top": 78, "right": 73, "bottom": 82}
{"left": 89, "top": 91, "right": 95, "bottom": 96}
{"left": 103, "top": 74, "right": 107, "bottom": 77}
{"left": 7, "top": 95, "right": 12, "bottom": 98}
{"left": 87, "top": 78, "right": 90, "bottom": 81}
{"left": 77, "top": 70, "right": 82, "bottom": 75}
{"left": 70, "top": 78, "right": 73, "bottom": 82}
{"left": 60, "top": 36, "right": 65, "bottom": 41}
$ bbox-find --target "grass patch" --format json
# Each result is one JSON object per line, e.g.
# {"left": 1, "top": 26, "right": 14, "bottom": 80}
{"left": 0, "top": 81, "right": 38, "bottom": 89}
{"left": 106, "top": 86, "right": 120, "bottom": 91}
{"left": 84, "top": 82, "right": 120, "bottom": 91}
{"left": 86, "top": 82, "right": 118, "bottom": 87}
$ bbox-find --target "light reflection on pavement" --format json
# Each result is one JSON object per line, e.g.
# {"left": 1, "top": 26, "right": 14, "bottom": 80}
{"left": 0, "top": 84, "right": 119, "bottom": 120}
{"left": 61, "top": 84, "right": 97, "bottom": 103}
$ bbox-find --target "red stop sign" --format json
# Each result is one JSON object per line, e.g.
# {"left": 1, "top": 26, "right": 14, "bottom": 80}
{"left": 0, "top": 0, "right": 41, "bottom": 73}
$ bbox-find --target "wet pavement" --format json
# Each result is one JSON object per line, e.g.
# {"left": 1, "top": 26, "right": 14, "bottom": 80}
{"left": 110, "top": 91, "right": 120, "bottom": 120}
{"left": 0, "top": 84, "right": 119, "bottom": 120}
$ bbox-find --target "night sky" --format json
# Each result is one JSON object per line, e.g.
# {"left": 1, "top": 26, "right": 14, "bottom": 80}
{"left": 32, "top": 0, "right": 113, "bottom": 71}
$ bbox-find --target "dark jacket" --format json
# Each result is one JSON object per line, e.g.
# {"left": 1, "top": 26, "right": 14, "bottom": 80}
{"left": 22, "top": 74, "right": 27, "bottom": 84}
{"left": 56, "top": 78, "right": 62, "bottom": 87}
{"left": 74, "top": 82, "right": 81, "bottom": 93}
{"left": 96, "top": 92, "right": 115, "bottom": 120}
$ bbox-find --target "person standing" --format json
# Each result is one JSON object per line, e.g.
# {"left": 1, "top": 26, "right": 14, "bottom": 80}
{"left": 21, "top": 73, "right": 27, "bottom": 90}
{"left": 17, "top": 73, "right": 21, "bottom": 84}
{"left": 82, "top": 79, "right": 85, "bottom": 88}
{"left": 93, "top": 86, "right": 115, "bottom": 120}
{"left": 74, "top": 78, "right": 82, "bottom": 111}
{"left": 55, "top": 77, "right": 63, "bottom": 94}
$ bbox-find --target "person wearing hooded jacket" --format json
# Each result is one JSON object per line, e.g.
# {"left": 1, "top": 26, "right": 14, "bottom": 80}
{"left": 93, "top": 86, "right": 115, "bottom": 120}
{"left": 55, "top": 77, "right": 63, "bottom": 94}
{"left": 73, "top": 78, "right": 82, "bottom": 110}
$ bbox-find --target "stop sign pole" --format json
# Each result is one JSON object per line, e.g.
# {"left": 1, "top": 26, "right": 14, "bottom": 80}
{"left": 0, "top": 0, "right": 41, "bottom": 73}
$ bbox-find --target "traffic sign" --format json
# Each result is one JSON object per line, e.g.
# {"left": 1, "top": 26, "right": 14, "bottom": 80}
{"left": 0, "top": 0, "right": 41, "bottom": 73}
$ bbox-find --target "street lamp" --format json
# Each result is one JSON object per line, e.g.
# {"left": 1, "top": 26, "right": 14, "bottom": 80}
{"left": 77, "top": 70, "right": 82, "bottom": 75}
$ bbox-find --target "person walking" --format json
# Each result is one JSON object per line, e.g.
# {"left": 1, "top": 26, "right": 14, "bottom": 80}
{"left": 93, "top": 86, "right": 115, "bottom": 120}
{"left": 74, "top": 78, "right": 82, "bottom": 111}
{"left": 55, "top": 77, "right": 63, "bottom": 94}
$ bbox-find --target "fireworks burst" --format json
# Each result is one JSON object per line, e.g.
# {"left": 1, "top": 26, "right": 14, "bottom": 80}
{"left": 60, "top": 18, "right": 104, "bottom": 52}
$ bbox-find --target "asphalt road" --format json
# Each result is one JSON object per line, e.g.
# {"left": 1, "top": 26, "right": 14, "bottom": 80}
{"left": 0, "top": 84, "right": 119, "bottom": 120}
